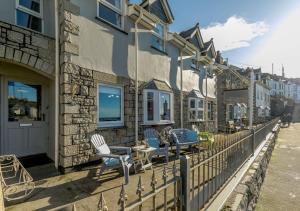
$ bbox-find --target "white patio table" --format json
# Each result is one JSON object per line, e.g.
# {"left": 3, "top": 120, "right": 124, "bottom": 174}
{"left": 132, "top": 145, "right": 156, "bottom": 172}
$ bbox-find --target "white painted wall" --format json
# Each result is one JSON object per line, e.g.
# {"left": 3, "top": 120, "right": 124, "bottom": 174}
{"left": 69, "top": 0, "right": 210, "bottom": 93}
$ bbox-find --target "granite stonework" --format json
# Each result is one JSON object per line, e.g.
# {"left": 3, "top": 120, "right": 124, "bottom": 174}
{"left": 222, "top": 124, "right": 280, "bottom": 211}
{"left": 0, "top": 21, "right": 55, "bottom": 76}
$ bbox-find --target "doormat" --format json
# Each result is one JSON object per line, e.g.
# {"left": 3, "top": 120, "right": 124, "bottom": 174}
{"left": 19, "top": 153, "right": 53, "bottom": 168}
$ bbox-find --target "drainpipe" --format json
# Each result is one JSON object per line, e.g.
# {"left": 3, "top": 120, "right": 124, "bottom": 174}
{"left": 180, "top": 44, "right": 187, "bottom": 128}
{"left": 134, "top": 11, "right": 143, "bottom": 146}
{"left": 54, "top": 0, "right": 59, "bottom": 169}
{"left": 205, "top": 64, "right": 208, "bottom": 131}
{"left": 249, "top": 68, "right": 254, "bottom": 129}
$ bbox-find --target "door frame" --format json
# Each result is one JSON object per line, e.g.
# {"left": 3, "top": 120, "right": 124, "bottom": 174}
{"left": 0, "top": 75, "right": 50, "bottom": 157}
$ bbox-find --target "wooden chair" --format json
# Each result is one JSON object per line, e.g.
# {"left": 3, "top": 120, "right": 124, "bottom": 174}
{"left": 91, "top": 134, "right": 134, "bottom": 184}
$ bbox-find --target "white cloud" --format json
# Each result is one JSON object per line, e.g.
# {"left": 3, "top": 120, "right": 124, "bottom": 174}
{"left": 246, "top": 5, "right": 300, "bottom": 78}
{"left": 202, "top": 16, "right": 269, "bottom": 52}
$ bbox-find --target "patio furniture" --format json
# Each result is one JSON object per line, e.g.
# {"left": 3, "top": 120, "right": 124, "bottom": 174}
{"left": 91, "top": 134, "right": 134, "bottom": 185}
{"left": 169, "top": 128, "right": 199, "bottom": 159}
{"left": 132, "top": 145, "right": 156, "bottom": 172}
{"left": 144, "top": 128, "right": 169, "bottom": 163}
{"left": 0, "top": 154, "right": 35, "bottom": 201}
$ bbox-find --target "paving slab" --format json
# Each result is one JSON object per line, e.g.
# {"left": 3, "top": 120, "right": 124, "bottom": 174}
{"left": 256, "top": 123, "right": 300, "bottom": 211}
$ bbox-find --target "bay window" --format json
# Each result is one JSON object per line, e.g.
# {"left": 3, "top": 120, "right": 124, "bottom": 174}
{"left": 188, "top": 98, "right": 204, "bottom": 122}
{"left": 97, "top": 0, "right": 123, "bottom": 28}
{"left": 152, "top": 22, "right": 165, "bottom": 51}
{"left": 144, "top": 90, "right": 173, "bottom": 124}
{"left": 98, "top": 84, "right": 124, "bottom": 127}
{"left": 16, "top": 0, "right": 43, "bottom": 32}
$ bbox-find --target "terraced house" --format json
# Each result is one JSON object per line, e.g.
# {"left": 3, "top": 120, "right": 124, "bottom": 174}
{"left": 0, "top": 0, "right": 222, "bottom": 172}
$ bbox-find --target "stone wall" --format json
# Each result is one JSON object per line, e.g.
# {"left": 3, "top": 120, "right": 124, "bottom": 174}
{"left": 58, "top": 0, "right": 218, "bottom": 171}
{"left": 0, "top": 20, "right": 55, "bottom": 77}
{"left": 222, "top": 124, "right": 280, "bottom": 211}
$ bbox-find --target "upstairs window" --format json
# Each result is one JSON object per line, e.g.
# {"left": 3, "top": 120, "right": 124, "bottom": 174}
{"left": 188, "top": 98, "right": 204, "bottom": 122}
{"left": 152, "top": 22, "right": 165, "bottom": 51}
{"left": 16, "top": 0, "right": 43, "bottom": 32}
{"left": 97, "top": 0, "right": 123, "bottom": 28}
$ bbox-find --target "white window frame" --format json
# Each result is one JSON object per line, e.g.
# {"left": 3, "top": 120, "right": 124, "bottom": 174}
{"left": 15, "top": 0, "right": 44, "bottom": 33}
{"left": 151, "top": 22, "right": 166, "bottom": 51}
{"left": 188, "top": 97, "right": 204, "bottom": 122}
{"left": 143, "top": 89, "right": 174, "bottom": 125}
{"left": 97, "top": 0, "right": 124, "bottom": 29}
{"left": 97, "top": 83, "right": 124, "bottom": 128}
{"left": 208, "top": 101, "right": 214, "bottom": 121}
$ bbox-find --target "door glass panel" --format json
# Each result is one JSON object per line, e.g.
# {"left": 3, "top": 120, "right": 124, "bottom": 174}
{"left": 8, "top": 81, "right": 42, "bottom": 121}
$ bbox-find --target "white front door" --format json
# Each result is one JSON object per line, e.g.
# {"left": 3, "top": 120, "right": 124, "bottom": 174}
{"left": 1, "top": 78, "right": 49, "bottom": 157}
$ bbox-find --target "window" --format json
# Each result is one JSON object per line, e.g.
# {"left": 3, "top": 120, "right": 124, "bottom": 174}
{"left": 98, "top": 84, "right": 123, "bottom": 127}
{"left": 208, "top": 101, "right": 214, "bottom": 121}
{"left": 188, "top": 98, "right": 204, "bottom": 122}
{"left": 227, "top": 104, "right": 234, "bottom": 121}
{"left": 190, "top": 58, "right": 199, "bottom": 70}
{"left": 160, "top": 93, "right": 171, "bottom": 120}
{"left": 97, "top": 0, "right": 123, "bottom": 28}
{"left": 144, "top": 90, "right": 173, "bottom": 124}
{"left": 8, "top": 81, "right": 42, "bottom": 121}
{"left": 152, "top": 22, "right": 165, "bottom": 51}
{"left": 16, "top": 0, "right": 43, "bottom": 32}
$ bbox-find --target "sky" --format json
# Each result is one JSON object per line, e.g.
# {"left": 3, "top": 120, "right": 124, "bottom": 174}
{"left": 131, "top": 0, "right": 300, "bottom": 78}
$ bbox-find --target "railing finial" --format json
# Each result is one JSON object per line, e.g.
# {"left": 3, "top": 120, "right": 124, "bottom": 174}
{"left": 136, "top": 175, "right": 144, "bottom": 201}
{"left": 118, "top": 184, "right": 127, "bottom": 210}
{"left": 98, "top": 193, "right": 108, "bottom": 211}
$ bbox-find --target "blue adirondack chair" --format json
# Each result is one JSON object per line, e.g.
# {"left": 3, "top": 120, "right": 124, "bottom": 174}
{"left": 144, "top": 128, "right": 169, "bottom": 163}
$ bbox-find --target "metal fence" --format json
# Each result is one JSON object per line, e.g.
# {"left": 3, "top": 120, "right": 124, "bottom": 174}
{"left": 180, "top": 118, "right": 279, "bottom": 211}
{"left": 99, "top": 163, "right": 182, "bottom": 211}
{"left": 98, "top": 119, "right": 279, "bottom": 211}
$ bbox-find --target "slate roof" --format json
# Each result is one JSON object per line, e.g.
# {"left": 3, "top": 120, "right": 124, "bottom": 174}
{"left": 179, "top": 23, "right": 199, "bottom": 39}
{"left": 203, "top": 38, "right": 213, "bottom": 51}
{"left": 143, "top": 79, "right": 172, "bottom": 92}
{"left": 188, "top": 89, "right": 204, "bottom": 98}
{"left": 140, "top": 0, "right": 174, "bottom": 23}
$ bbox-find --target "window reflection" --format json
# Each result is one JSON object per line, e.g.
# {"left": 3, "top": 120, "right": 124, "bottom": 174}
{"left": 17, "top": 10, "right": 42, "bottom": 32}
{"left": 98, "top": 3, "right": 122, "bottom": 27}
{"left": 147, "top": 92, "right": 154, "bottom": 121}
{"left": 19, "top": 0, "right": 41, "bottom": 13}
{"left": 8, "top": 81, "right": 42, "bottom": 121}
{"left": 160, "top": 93, "right": 170, "bottom": 120}
{"left": 99, "top": 85, "right": 122, "bottom": 123}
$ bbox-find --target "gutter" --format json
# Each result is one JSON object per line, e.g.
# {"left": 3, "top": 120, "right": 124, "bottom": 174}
{"left": 54, "top": 0, "right": 59, "bottom": 168}
{"left": 134, "top": 11, "right": 143, "bottom": 146}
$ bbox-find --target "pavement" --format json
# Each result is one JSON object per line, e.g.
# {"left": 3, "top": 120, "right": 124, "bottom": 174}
{"left": 256, "top": 123, "right": 300, "bottom": 211}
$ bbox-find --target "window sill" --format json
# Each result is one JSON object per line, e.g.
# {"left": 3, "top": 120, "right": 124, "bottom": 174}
{"left": 141, "top": 121, "right": 175, "bottom": 126}
{"left": 151, "top": 46, "right": 168, "bottom": 55}
{"left": 95, "top": 17, "right": 128, "bottom": 35}
{"left": 188, "top": 120, "right": 204, "bottom": 123}
{"left": 97, "top": 125, "right": 126, "bottom": 130}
